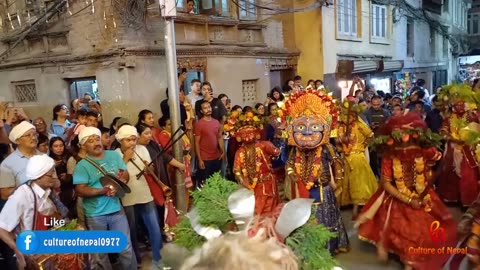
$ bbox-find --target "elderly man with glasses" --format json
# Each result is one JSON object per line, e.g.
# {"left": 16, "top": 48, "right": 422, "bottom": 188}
{"left": 0, "top": 121, "right": 43, "bottom": 269}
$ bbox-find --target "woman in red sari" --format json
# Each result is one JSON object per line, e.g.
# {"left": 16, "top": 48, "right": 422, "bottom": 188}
{"left": 355, "top": 113, "right": 457, "bottom": 270}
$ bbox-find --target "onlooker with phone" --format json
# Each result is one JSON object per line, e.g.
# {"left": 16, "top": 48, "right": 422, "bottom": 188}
{"left": 3, "top": 106, "right": 29, "bottom": 135}
{"left": 49, "top": 104, "right": 74, "bottom": 141}
{"left": 194, "top": 82, "right": 227, "bottom": 124}
{"left": 264, "top": 87, "right": 285, "bottom": 108}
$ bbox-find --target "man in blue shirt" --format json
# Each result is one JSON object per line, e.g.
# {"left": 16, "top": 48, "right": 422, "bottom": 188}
{"left": 0, "top": 121, "right": 41, "bottom": 269}
{"left": 73, "top": 127, "right": 137, "bottom": 270}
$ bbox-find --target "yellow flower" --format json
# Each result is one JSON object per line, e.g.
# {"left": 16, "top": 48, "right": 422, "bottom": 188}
{"left": 232, "top": 111, "right": 239, "bottom": 117}
{"left": 467, "top": 102, "right": 478, "bottom": 111}
{"left": 277, "top": 110, "right": 284, "bottom": 117}
{"left": 253, "top": 116, "right": 259, "bottom": 122}
{"left": 246, "top": 112, "right": 254, "bottom": 118}
{"left": 476, "top": 144, "right": 480, "bottom": 161}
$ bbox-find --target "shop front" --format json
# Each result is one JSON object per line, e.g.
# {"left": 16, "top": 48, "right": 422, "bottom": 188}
{"left": 333, "top": 59, "right": 404, "bottom": 100}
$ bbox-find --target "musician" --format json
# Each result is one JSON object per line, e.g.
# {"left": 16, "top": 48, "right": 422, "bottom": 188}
{"left": 0, "top": 155, "right": 60, "bottom": 269}
{"left": 115, "top": 125, "right": 163, "bottom": 268}
{"left": 73, "top": 127, "right": 137, "bottom": 270}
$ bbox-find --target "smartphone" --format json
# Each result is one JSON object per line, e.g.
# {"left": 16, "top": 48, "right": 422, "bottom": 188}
{"left": 267, "top": 93, "right": 271, "bottom": 98}
{"left": 181, "top": 68, "right": 187, "bottom": 73}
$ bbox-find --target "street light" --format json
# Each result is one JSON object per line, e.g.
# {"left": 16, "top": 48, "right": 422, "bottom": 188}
{"left": 159, "top": 0, "right": 187, "bottom": 213}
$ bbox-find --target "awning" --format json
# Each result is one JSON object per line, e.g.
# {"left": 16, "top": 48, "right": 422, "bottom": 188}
{"left": 381, "top": 60, "right": 404, "bottom": 72}
{"left": 336, "top": 60, "right": 379, "bottom": 75}
{"left": 336, "top": 59, "right": 404, "bottom": 79}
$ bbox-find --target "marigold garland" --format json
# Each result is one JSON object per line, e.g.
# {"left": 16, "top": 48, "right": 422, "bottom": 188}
{"left": 392, "top": 157, "right": 432, "bottom": 212}
{"left": 238, "top": 146, "right": 263, "bottom": 190}
{"left": 294, "top": 148, "right": 323, "bottom": 190}
{"left": 370, "top": 128, "right": 443, "bottom": 151}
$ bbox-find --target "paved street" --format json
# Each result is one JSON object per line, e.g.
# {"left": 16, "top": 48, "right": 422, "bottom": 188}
{"left": 139, "top": 207, "right": 470, "bottom": 270}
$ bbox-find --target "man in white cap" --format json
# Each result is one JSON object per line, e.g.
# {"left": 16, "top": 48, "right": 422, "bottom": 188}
{"left": 0, "top": 121, "right": 40, "bottom": 202}
{"left": 0, "top": 155, "right": 60, "bottom": 269}
{"left": 73, "top": 126, "right": 137, "bottom": 270}
{"left": 115, "top": 125, "right": 164, "bottom": 268}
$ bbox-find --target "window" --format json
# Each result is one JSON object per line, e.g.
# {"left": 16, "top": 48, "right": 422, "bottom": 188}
{"left": 239, "top": 0, "right": 256, "bottom": 20}
{"left": 430, "top": 27, "right": 436, "bottom": 57}
{"left": 12, "top": 80, "right": 37, "bottom": 103}
{"left": 469, "top": 14, "right": 480, "bottom": 35}
{"left": 177, "top": 0, "right": 184, "bottom": 9}
{"left": 242, "top": 79, "right": 257, "bottom": 103}
{"left": 406, "top": 18, "right": 414, "bottom": 57}
{"left": 337, "top": 0, "right": 357, "bottom": 37}
{"left": 200, "top": 0, "right": 229, "bottom": 16}
{"left": 371, "top": 4, "right": 387, "bottom": 39}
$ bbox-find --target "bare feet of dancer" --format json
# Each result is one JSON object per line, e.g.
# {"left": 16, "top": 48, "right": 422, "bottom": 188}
{"left": 377, "top": 243, "right": 388, "bottom": 262}
{"left": 352, "top": 205, "right": 359, "bottom": 221}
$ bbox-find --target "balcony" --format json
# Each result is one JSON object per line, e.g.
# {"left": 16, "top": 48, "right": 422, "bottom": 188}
{"left": 173, "top": 13, "right": 267, "bottom": 48}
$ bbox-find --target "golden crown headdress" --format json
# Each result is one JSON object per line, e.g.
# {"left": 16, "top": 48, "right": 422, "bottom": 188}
{"left": 281, "top": 89, "right": 339, "bottom": 130}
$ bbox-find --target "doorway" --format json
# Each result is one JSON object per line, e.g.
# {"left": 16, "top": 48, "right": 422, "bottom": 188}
{"left": 180, "top": 70, "right": 205, "bottom": 95}
{"left": 67, "top": 77, "right": 98, "bottom": 100}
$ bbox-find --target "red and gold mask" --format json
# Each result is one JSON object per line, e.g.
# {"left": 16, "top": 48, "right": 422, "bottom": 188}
{"left": 235, "top": 126, "right": 261, "bottom": 143}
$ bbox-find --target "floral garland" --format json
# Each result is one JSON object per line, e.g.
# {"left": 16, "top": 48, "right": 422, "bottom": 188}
{"left": 370, "top": 128, "right": 442, "bottom": 151}
{"left": 450, "top": 112, "right": 469, "bottom": 140}
{"left": 392, "top": 157, "right": 432, "bottom": 212}
{"left": 294, "top": 148, "right": 323, "bottom": 190}
{"left": 437, "top": 83, "right": 476, "bottom": 106}
{"left": 238, "top": 146, "right": 263, "bottom": 190}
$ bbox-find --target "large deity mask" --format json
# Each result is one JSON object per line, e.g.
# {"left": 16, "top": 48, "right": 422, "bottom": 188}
{"left": 282, "top": 89, "right": 338, "bottom": 149}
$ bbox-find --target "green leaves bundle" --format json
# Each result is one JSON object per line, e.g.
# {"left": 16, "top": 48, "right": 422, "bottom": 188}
{"left": 171, "top": 218, "right": 206, "bottom": 250}
{"left": 191, "top": 173, "right": 238, "bottom": 229}
{"left": 285, "top": 215, "right": 338, "bottom": 270}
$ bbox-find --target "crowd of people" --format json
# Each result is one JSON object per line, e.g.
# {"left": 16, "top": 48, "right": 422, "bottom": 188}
{"left": 0, "top": 73, "right": 480, "bottom": 270}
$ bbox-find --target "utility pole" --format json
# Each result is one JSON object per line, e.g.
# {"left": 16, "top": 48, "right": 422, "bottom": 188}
{"left": 160, "top": 0, "right": 187, "bottom": 213}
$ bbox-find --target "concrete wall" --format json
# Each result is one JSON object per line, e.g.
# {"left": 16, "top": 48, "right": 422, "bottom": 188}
{"left": 0, "top": 56, "right": 168, "bottom": 127}
{"left": 0, "top": 0, "right": 295, "bottom": 126}
{"left": 206, "top": 57, "right": 270, "bottom": 107}
{"left": 394, "top": 0, "right": 469, "bottom": 86}
{"left": 294, "top": 0, "right": 323, "bottom": 80}
{"left": 322, "top": 0, "right": 396, "bottom": 75}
